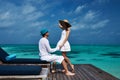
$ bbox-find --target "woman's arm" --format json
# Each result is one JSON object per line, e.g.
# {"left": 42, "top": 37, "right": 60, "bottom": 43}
{"left": 60, "top": 28, "right": 70, "bottom": 48}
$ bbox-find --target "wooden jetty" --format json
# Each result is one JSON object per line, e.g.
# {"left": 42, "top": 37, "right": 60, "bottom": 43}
{"left": 48, "top": 64, "right": 119, "bottom": 80}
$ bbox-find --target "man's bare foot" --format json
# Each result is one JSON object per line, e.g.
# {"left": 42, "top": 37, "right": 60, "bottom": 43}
{"left": 51, "top": 70, "right": 56, "bottom": 73}
{"left": 65, "top": 71, "right": 75, "bottom": 76}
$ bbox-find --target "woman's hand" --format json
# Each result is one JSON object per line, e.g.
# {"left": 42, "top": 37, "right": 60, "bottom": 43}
{"left": 59, "top": 44, "right": 64, "bottom": 49}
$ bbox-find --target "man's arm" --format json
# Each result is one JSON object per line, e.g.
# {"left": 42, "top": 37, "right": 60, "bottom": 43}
{"left": 45, "top": 39, "right": 59, "bottom": 53}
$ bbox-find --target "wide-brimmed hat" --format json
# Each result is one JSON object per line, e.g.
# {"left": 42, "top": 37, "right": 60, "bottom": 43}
{"left": 59, "top": 20, "right": 71, "bottom": 29}
{"left": 40, "top": 28, "right": 48, "bottom": 35}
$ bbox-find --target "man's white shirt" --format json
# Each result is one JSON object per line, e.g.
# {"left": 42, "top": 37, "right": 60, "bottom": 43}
{"left": 39, "top": 37, "right": 59, "bottom": 57}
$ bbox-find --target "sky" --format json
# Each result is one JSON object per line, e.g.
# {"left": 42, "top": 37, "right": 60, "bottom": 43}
{"left": 0, "top": 0, "right": 120, "bottom": 45}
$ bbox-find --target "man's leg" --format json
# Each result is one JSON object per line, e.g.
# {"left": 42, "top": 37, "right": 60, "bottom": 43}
{"left": 51, "top": 62, "right": 56, "bottom": 73}
{"left": 47, "top": 54, "right": 75, "bottom": 75}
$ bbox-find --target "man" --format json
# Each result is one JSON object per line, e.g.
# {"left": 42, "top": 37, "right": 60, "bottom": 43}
{"left": 39, "top": 28, "right": 75, "bottom": 76}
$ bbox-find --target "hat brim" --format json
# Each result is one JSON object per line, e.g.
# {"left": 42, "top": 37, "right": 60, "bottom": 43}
{"left": 59, "top": 20, "right": 71, "bottom": 28}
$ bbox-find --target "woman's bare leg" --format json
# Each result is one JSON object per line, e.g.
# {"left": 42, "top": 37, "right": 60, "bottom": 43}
{"left": 61, "top": 60, "right": 75, "bottom": 75}
{"left": 62, "top": 52, "right": 74, "bottom": 72}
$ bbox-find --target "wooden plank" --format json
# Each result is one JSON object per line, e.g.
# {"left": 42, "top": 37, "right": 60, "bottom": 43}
{"left": 89, "top": 64, "right": 119, "bottom": 80}
{"left": 81, "top": 64, "right": 102, "bottom": 80}
{"left": 48, "top": 64, "right": 119, "bottom": 80}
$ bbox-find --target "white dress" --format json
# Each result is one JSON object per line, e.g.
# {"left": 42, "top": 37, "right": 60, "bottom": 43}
{"left": 57, "top": 30, "right": 71, "bottom": 52}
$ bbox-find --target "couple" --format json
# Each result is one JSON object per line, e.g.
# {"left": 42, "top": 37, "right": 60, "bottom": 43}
{"left": 39, "top": 20, "right": 75, "bottom": 76}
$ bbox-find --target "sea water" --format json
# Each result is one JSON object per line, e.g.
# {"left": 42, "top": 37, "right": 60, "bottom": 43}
{"left": 0, "top": 44, "right": 120, "bottom": 79}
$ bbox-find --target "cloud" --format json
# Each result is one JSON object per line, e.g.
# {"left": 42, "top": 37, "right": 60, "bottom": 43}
{"left": 0, "top": 0, "right": 50, "bottom": 44}
{"left": 0, "top": 11, "right": 15, "bottom": 27}
{"left": 51, "top": 14, "right": 55, "bottom": 17}
{"left": 71, "top": 22, "right": 86, "bottom": 30}
{"left": 0, "top": 11, "right": 10, "bottom": 20}
{"left": 0, "top": 0, "right": 60, "bottom": 29}
{"left": 75, "top": 5, "right": 86, "bottom": 14}
{"left": 22, "top": 4, "right": 36, "bottom": 15}
{"left": 71, "top": 10, "right": 109, "bottom": 30}
{"left": 68, "top": 4, "right": 86, "bottom": 15}
{"left": 24, "top": 11, "right": 44, "bottom": 21}
{"left": 26, "top": 33, "right": 38, "bottom": 39}
{"left": 0, "top": 3, "right": 15, "bottom": 27}
{"left": 84, "top": 10, "right": 99, "bottom": 21}
{"left": 91, "top": 19, "right": 109, "bottom": 29}
{"left": 31, "top": 21, "right": 47, "bottom": 27}
{"left": 1, "top": 0, "right": 117, "bottom": 44}
{"left": 0, "top": 0, "right": 45, "bottom": 28}
{"left": 0, "top": 21, "right": 15, "bottom": 28}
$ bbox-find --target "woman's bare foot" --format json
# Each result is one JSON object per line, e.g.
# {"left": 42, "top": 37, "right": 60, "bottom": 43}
{"left": 65, "top": 71, "right": 75, "bottom": 76}
{"left": 71, "top": 65, "right": 75, "bottom": 73}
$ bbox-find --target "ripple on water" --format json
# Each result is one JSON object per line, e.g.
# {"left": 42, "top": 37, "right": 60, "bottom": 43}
{"left": 91, "top": 58, "right": 103, "bottom": 61}
{"left": 100, "top": 52, "right": 120, "bottom": 58}
{"left": 76, "top": 59, "right": 86, "bottom": 61}
{"left": 67, "top": 55, "right": 76, "bottom": 58}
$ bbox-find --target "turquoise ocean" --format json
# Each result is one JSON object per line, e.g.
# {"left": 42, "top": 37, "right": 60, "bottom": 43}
{"left": 0, "top": 44, "right": 120, "bottom": 79}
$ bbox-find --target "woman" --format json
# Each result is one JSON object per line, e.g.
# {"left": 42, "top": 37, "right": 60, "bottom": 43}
{"left": 57, "top": 19, "right": 74, "bottom": 73}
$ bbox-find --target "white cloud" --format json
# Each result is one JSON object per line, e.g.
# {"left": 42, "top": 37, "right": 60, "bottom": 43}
{"left": 68, "top": 5, "right": 86, "bottom": 15}
{"left": 84, "top": 10, "right": 99, "bottom": 21}
{"left": 31, "top": 21, "right": 47, "bottom": 27}
{"left": 22, "top": 4, "right": 36, "bottom": 15}
{"left": 71, "top": 22, "right": 86, "bottom": 30}
{"left": 75, "top": 5, "right": 85, "bottom": 14}
{"left": 24, "top": 12, "right": 44, "bottom": 21}
{"left": 0, "top": 11, "right": 16, "bottom": 27}
{"left": 91, "top": 19, "right": 109, "bottom": 29}
{"left": 26, "top": 33, "right": 38, "bottom": 38}
{"left": 0, "top": 21, "right": 15, "bottom": 27}
{"left": 0, "top": 12, "right": 10, "bottom": 20}
{"left": 51, "top": 14, "right": 55, "bottom": 17}
{"left": 71, "top": 10, "right": 109, "bottom": 30}
{"left": 0, "top": 0, "right": 45, "bottom": 28}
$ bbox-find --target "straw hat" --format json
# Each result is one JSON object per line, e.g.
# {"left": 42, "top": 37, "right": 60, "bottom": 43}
{"left": 59, "top": 19, "right": 71, "bottom": 29}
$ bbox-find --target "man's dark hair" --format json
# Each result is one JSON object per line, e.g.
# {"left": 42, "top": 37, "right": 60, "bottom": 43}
{"left": 42, "top": 33, "right": 46, "bottom": 37}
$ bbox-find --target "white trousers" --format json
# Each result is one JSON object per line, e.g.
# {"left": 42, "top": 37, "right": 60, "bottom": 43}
{"left": 41, "top": 54, "right": 64, "bottom": 64}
